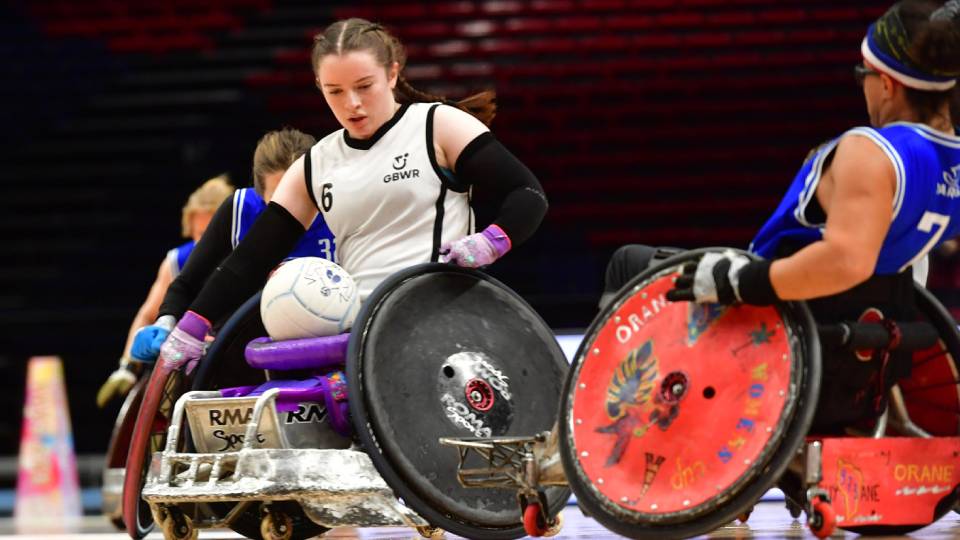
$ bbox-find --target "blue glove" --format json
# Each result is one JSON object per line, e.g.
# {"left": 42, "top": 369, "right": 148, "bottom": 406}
{"left": 130, "top": 315, "right": 176, "bottom": 362}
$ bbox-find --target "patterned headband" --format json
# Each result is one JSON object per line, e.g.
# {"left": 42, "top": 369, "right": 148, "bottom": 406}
{"left": 861, "top": 3, "right": 959, "bottom": 91}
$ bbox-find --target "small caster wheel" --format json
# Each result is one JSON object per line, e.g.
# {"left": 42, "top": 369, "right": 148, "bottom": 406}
{"left": 542, "top": 510, "right": 563, "bottom": 537}
{"left": 737, "top": 508, "right": 752, "bottom": 524}
{"left": 786, "top": 498, "right": 803, "bottom": 519}
{"left": 260, "top": 508, "right": 293, "bottom": 540}
{"left": 416, "top": 525, "right": 444, "bottom": 538}
{"left": 157, "top": 506, "right": 197, "bottom": 540}
{"left": 523, "top": 503, "right": 562, "bottom": 537}
{"left": 808, "top": 496, "right": 837, "bottom": 539}
{"left": 150, "top": 504, "right": 169, "bottom": 528}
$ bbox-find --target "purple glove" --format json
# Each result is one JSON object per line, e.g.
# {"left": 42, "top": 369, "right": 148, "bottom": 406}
{"left": 440, "top": 224, "right": 512, "bottom": 268}
{"left": 158, "top": 310, "right": 211, "bottom": 374}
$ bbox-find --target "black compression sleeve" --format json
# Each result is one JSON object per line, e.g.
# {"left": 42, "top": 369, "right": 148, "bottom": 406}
{"left": 454, "top": 133, "right": 548, "bottom": 245}
{"left": 188, "top": 202, "right": 306, "bottom": 324}
{"left": 158, "top": 196, "right": 234, "bottom": 319}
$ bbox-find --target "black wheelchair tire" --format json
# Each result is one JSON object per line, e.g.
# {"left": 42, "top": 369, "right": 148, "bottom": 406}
{"left": 347, "top": 263, "right": 570, "bottom": 540}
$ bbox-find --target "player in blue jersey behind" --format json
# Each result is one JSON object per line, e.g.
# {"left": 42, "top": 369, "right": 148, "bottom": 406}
{"left": 96, "top": 177, "right": 234, "bottom": 407}
{"left": 608, "top": 0, "right": 960, "bottom": 432}
{"left": 107, "top": 128, "right": 335, "bottom": 373}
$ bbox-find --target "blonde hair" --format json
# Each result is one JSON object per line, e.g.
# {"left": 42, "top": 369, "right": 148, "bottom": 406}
{"left": 311, "top": 18, "right": 496, "bottom": 126}
{"left": 181, "top": 175, "right": 234, "bottom": 237}
{"left": 252, "top": 128, "right": 317, "bottom": 197}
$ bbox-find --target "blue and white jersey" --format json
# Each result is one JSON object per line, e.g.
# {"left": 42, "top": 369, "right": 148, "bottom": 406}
{"left": 230, "top": 187, "right": 336, "bottom": 261}
{"left": 751, "top": 122, "right": 960, "bottom": 275}
{"left": 165, "top": 240, "right": 196, "bottom": 278}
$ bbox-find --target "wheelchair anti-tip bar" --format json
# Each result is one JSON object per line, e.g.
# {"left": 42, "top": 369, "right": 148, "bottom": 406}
{"left": 817, "top": 321, "right": 938, "bottom": 352}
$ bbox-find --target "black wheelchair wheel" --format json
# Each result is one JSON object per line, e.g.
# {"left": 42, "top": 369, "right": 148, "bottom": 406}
{"left": 347, "top": 263, "right": 571, "bottom": 540}
{"left": 191, "top": 292, "right": 329, "bottom": 540}
{"left": 559, "top": 248, "right": 821, "bottom": 539}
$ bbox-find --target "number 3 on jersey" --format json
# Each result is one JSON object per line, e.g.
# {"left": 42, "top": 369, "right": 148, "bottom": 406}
{"left": 318, "top": 238, "right": 334, "bottom": 261}
{"left": 321, "top": 183, "right": 333, "bottom": 212}
{"left": 900, "top": 211, "right": 950, "bottom": 272}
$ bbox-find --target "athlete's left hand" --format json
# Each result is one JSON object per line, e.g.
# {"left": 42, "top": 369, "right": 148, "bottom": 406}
{"left": 666, "top": 250, "right": 777, "bottom": 305}
{"left": 158, "top": 310, "right": 211, "bottom": 373}
{"left": 440, "top": 224, "right": 512, "bottom": 268}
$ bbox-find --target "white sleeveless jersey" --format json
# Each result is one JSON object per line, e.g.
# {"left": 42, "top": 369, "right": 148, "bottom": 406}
{"left": 305, "top": 103, "right": 473, "bottom": 300}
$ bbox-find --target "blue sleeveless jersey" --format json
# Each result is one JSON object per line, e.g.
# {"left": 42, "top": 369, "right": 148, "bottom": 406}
{"left": 230, "top": 187, "right": 336, "bottom": 261}
{"left": 165, "top": 241, "right": 195, "bottom": 278}
{"left": 750, "top": 123, "right": 960, "bottom": 274}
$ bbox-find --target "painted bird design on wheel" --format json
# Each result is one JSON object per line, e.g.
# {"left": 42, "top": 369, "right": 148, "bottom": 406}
{"left": 596, "top": 340, "right": 679, "bottom": 467}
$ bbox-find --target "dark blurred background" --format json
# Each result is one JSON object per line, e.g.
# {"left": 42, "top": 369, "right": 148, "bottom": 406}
{"left": 4, "top": 0, "right": 952, "bottom": 456}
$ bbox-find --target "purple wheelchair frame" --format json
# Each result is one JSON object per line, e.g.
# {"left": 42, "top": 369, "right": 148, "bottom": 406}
{"left": 218, "top": 333, "right": 352, "bottom": 437}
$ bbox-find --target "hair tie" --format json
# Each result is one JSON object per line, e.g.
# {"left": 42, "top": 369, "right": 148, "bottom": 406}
{"left": 930, "top": 0, "right": 960, "bottom": 21}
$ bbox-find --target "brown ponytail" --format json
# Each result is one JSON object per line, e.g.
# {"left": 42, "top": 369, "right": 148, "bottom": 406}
{"left": 896, "top": 1, "right": 960, "bottom": 123}
{"left": 311, "top": 18, "right": 496, "bottom": 126}
{"left": 395, "top": 75, "right": 496, "bottom": 126}
{"left": 908, "top": 0, "right": 960, "bottom": 76}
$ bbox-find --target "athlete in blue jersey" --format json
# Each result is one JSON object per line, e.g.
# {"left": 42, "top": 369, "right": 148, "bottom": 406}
{"left": 612, "top": 0, "right": 960, "bottom": 431}
{"left": 230, "top": 185, "right": 335, "bottom": 261}
{"left": 127, "top": 128, "right": 337, "bottom": 364}
{"left": 167, "top": 240, "right": 196, "bottom": 279}
{"left": 97, "top": 176, "right": 234, "bottom": 406}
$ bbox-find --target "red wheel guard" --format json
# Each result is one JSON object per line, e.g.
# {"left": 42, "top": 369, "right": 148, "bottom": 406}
{"left": 815, "top": 436, "right": 959, "bottom": 527}
{"left": 570, "top": 273, "right": 798, "bottom": 518}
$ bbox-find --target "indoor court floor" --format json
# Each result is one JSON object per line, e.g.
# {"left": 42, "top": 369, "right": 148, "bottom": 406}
{"left": 2, "top": 502, "right": 958, "bottom": 539}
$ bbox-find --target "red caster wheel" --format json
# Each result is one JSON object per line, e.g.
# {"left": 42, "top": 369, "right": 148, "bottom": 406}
{"left": 808, "top": 496, "right": 837, "bottom": 538}
{"left": 524, "top": 503, "right": 547, "bottom": 537}
{"left": 523, "top": 503, "right": 562, "bottom": 537}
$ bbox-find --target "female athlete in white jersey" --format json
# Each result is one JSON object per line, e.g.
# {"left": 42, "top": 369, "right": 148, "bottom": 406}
{"left": 153, "top": 18, "right": 549, "bottom": 367}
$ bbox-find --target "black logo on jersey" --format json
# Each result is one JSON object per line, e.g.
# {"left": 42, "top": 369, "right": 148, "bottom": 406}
{"left": 384, "top": 152, "right": 421, "bottom": 183}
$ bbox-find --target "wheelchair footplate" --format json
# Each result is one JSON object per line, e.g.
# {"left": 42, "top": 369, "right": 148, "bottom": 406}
{"left": 797, "top": 436, "right": 960, "bottom": 535}
{"left": 141, "top": 389, "right": 430, "bottom": 532}
{"left": 440, "top": 431, "right": 566, "bottom": 537}
{"left": 440, "top": 431, "right": 566, "bottom": 490}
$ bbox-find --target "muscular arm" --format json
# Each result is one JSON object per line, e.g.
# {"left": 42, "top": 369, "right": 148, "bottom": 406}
{"left": 158, "top": 196, "right": 235, "bottom": 319}
{"left": 434, "top": 105, "right": 548, "bottom": 245}
{"left": 122, "top": 259, "right": 173, "bottom": 356}
{"left": 769, "top": 134, "right": 896, "bottom": 299}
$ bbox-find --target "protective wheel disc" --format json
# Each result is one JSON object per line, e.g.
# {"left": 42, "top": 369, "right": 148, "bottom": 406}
{"left": 560, "top": 248, "right": 820, "bottom": 539}
{"left": 348, "top": 263, "right": 571, "bottom": 540}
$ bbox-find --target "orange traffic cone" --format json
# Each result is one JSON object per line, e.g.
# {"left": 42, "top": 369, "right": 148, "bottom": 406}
{"left": 14, "top": 356, "right": 82, "bottom": 533}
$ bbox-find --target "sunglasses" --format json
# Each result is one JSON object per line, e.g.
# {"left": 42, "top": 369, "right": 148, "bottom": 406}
{"left": 854, "top": 64, "right": 879, "bottom": 86}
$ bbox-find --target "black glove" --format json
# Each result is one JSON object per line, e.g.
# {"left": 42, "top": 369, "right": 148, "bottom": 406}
{"left": 666, "top": 250, "right": 778, "bottom": 305}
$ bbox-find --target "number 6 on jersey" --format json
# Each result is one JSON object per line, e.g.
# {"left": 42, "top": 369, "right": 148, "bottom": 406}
{"left": 321, "top": 182, "right": 333, "bottom": 212}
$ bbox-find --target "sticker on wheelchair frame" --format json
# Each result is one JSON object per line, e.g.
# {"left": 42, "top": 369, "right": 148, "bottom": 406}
{"left": 189, "top": 399, "right": 332, "bottom": 453}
